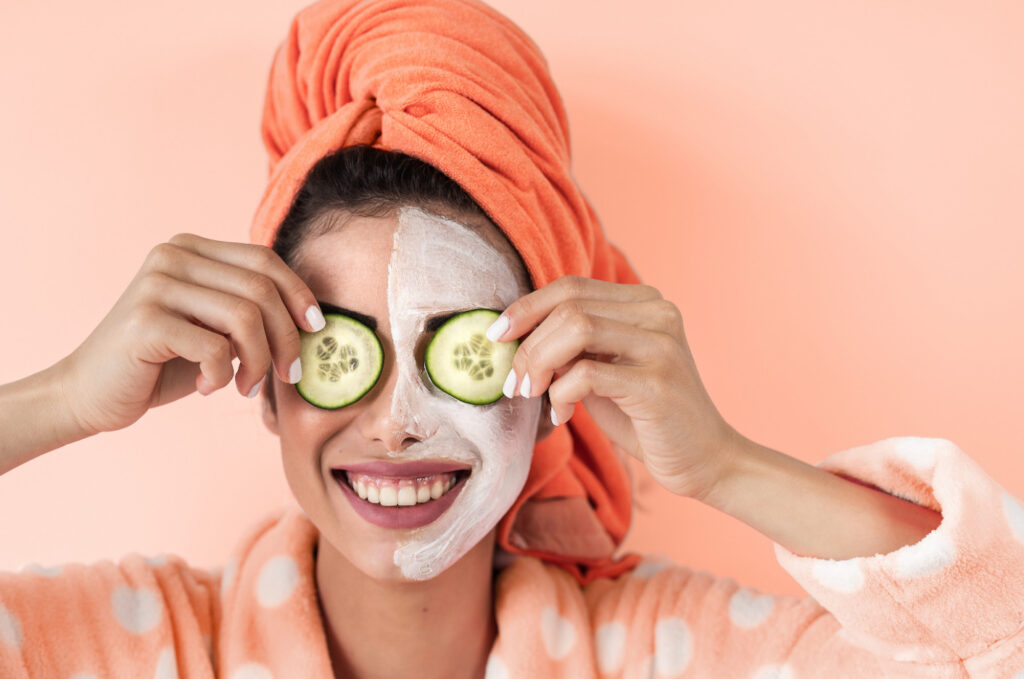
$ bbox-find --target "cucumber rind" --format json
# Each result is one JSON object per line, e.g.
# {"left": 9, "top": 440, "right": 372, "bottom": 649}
{"left": 296, "top": 313, "right": 383, "bottom": 410}
{"left": 425, "top": 309, "right": 518, "bottom": 405}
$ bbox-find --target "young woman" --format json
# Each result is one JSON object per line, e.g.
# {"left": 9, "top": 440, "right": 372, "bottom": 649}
{"left": 2, "top": 1, "right": 1021, "bottom": 678}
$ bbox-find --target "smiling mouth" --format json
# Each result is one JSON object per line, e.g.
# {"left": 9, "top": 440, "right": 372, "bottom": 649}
{"left": 332, "top": 469, "right": 470, "bottom": 506}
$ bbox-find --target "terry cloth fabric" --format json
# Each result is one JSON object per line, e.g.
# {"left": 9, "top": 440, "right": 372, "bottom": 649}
{"left": 248, "top": 0, "right": 642, "bottom": 584}
{"left": 4, "top": 437, "right": 1024, "bottom": 678}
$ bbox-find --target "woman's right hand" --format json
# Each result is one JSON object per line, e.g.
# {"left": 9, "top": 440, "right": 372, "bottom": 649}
{"left": 56, "top": 233, "right": 326, "bottom": 437}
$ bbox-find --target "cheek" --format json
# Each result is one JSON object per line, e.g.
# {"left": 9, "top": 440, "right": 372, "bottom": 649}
{"left": 450, "top": 398, "right": 539, "bottom": 469}
{"left": 274, "top": 380, "right": 359, "bottom": 446}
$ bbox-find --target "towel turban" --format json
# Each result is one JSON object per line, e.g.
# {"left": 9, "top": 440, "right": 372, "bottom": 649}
{"left": 250, "top": 0, "right": 642, "bottom": 584}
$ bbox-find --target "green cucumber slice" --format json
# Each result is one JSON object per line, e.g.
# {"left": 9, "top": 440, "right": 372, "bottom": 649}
{"left": 425, "top": 309, "right": 518, "bottom": 405}
{"left": 296, "top": 313, "right": 383, "bottom": 409}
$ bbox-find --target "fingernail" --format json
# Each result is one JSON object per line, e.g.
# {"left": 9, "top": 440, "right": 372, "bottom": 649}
{"left": 289, "top": 357, "right": 303, "bottom": 384}
{"left": 550, "top": 406, "right": 559, "bottom": 427}
{"left": 306, "top": 305, "right": 326, "bottom": 332}
{"left": 486, "top": 314, "right": 510, "bottom": 342}
{"left": 519, "top": 373, "right": 532, "bottom": 399}
{"left": 247, "top": 377, "right": 264, "bottom": 399}
{"left": 502, "top": 368, "right": 517, "bottom": 399}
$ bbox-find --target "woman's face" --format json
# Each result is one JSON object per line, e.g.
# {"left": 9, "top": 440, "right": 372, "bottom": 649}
{"left": 264, "top": 206, "right": 547, "bottom": 581}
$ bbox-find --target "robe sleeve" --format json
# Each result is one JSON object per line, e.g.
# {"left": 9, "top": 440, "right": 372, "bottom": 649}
{"left": 772, "top": 436, "right": 1024, "bottom": 676}
{"left": 0, "top": 553, "right": 220, "bottom": 678}
{"left": 582, "top": 437, "right": 1024, "bottom": 678}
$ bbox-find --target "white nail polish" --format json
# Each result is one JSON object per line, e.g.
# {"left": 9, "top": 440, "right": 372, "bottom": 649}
{"left": 306, "top": 305, "right": 326, "bottom": 332}
{"left": 550, "top": 406, "right": 559, "bottom": 427}
{"left": 247, "top": 378, "right": 264, "bottom": 399}
{"left": 502, "top": 368, "right": 517, "bottom": 399}
{"left": 289, "top": 358, "right": 303, "bottom": 384}
{"left": 486, "top": 314, "right": 510, "bottom": 342}
{"left": 520, "top": 373, "right": 531, "bottom": 398}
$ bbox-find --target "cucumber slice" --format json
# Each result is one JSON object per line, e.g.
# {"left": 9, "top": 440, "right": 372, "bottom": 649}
{"left": 425, "top": 309, "right": 518, "bottom": 405}
{"left": 296, "top": 313, "right": 383, "bottom": 409}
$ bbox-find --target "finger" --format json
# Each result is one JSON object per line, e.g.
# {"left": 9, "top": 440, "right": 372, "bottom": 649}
{"left": 510, "top": 311, "right": 670, "bottom": 399}
{"left": 144, "top": 245, "right": 303, "bottom": 387}
{"left": 546, "top": 359, "right": 640, "bottom": 426}
{"left": 163, "top": 234, "right": 326, "bottom": 333}
{"left": 133, "top": 308, "right": 236, "bottom": 396}
{"left": 486, "top": 275, "right": 662, "bottom": 343}
{"left": 151, "top": 356, "right": 202, "bottom": 406}
{"left": 509, "top": 298, "right": 681, "bottom": 390}
{"left": 142, "top": 272, "right": 274, "bottom": 396}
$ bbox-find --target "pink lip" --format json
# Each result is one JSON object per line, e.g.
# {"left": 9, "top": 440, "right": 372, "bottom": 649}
{"left": 332, "top": 460, "right": 471, "bottom": 478}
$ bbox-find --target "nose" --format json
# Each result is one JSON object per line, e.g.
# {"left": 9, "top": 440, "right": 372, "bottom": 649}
{"left": 356, "top": 354, "right": 430, "bottom": 452}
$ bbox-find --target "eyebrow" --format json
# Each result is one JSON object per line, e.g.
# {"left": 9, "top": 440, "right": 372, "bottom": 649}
{"left": 315, "top": 301, "right": 378, "bottom": 331}
{"left": 314, "top": 300, "right": 502, "bottom": 332}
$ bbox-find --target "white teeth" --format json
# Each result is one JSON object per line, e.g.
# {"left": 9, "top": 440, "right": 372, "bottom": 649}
{"left": 397, "top": 486, "right": 417, "bottom": 506}
{"left": 346, "top": 470, "right": 464, "bottom": 506}
{"left": 379, "top": 487, "right": 399, "bottom": 507}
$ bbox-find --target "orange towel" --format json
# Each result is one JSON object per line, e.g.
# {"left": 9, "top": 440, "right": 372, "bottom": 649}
{"left": 249, "top": 0, "right": 641, "bottom": 583}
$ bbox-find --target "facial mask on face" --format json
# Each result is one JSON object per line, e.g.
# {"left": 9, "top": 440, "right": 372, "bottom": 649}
{"left": 386, "top": 207, "right": 541, "bottom": 579}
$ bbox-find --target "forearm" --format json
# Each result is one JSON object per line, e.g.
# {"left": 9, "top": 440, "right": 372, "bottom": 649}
{"left": 0, "top": 359, "right": 92, "bottom": 476}
{"left": 704, "top": 433, "right": 942, "bottom": 560}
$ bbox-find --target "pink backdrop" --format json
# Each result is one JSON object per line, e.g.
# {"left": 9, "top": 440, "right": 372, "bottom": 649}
{"left": 1, "top": 1, "right": 1022, "bottom": 598}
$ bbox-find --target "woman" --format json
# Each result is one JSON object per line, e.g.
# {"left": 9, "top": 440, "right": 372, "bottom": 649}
{"left": 1, "top": 1, "right": 1021, "bottom": 677}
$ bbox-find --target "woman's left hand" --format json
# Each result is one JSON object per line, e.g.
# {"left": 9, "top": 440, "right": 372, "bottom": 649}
{"left": 488, "top": 275, "right": 742, "bottom": 502}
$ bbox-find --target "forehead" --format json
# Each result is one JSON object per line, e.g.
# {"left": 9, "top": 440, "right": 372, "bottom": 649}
{"left": 293, "top": 207, "right": 531, "bottom": 312}
{"left": 390, "top": 207, "right": 529, "bottom": 308}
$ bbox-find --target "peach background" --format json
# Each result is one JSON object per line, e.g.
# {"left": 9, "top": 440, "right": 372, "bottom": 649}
{"left": 1, "top": 0, "right": 1022, "bottom": 599}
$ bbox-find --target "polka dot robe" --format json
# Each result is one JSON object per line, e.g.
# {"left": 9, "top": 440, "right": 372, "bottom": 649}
{"left": 3, "top": 437, "right": 1024, "bottom": 677}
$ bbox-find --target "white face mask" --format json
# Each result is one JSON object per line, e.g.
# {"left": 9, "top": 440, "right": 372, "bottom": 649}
{"left": 385, "top": 207, "right": 541, "bottom": 579}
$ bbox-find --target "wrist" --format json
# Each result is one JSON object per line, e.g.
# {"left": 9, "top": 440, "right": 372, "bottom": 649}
{"left": 699, "top": 429, "right": 763, "bottom": 512}
{"left": 46, "top": 355, "right": 99, "bottom": 443}
{"left": 0, "top": 359, "right": 96, "bottom": 476}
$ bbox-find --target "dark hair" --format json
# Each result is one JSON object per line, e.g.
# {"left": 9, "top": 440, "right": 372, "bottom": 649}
{"left": 272, "top": 145, "right": 493, "bottom": 269}
{"left": 263, "top": 145, "right": 523, "bottom": 412}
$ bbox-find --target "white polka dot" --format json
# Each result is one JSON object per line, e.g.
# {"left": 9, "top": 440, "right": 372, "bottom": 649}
{"left": 892, "top": 437, "right": 939, "bottom": 473}
{"left": 895, "top": 529, "right": 955, "bottom": 578}
{"left": 0, "top": 605, "right": 23, "bottom": 648}
{"left": 19, "top": 562, "right": 63, "bottom": 577}
{"left": 891, "top": 644, "right": 936, "bottom": 663}
{"left": 154, "top": 646, "right": 179, "bottom": 679}
{"left": 484, "top": 653, "right": 509, "bottom": 679}
{"left": 111, "top": 586, "right": 163, "bottom": 634}
{"left": 729, "top": 588, "right": 776, "bottom": 628}
{"left": 230, "top": 663, "right": 273, "bottom": 679}
{"left": 752, "top": 663, "right": 796, "bottom": 679}
{"left": 1012, "top": 670, "right": 1024, "bottom": 679}
{"left": 256, "top": 556, "right": 299, "bottom": 608}
{"left": 595, "top": 621, "right": 626, "bottom": 673}
{"left": 1003, "top": 492, "right": 1024, "bottom": 544}
{"left": 145, "top": 554, "right": 168, "bottom": 567}
{"left": 811, "top": 558, "right": 864, "bottom": 593}
{"left": 654, "top": 617, "right": 692, "bottom": 676}
{"left": 540, "top": 605, "right": 576, "bottom": 660}
{"left": 221, "top": 557, "right": 239, "bottom": 597}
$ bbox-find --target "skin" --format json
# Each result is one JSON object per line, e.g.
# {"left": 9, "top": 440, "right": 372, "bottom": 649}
{"left": 260, "top": 208, "right": 555, "bottom": 679}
